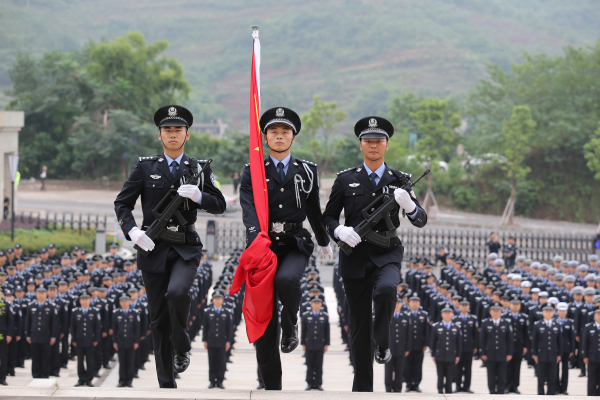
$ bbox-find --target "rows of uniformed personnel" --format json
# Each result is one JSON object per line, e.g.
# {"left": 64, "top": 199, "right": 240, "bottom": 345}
{"left": 0, "top": 243, "right": 154, "bottom": 387}
{"left": 397, "top": 251, "right": 600, "bottom": 395}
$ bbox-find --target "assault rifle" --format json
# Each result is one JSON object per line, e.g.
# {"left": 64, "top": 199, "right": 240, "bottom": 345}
{"left": 135, "top": 159, "right": 212, "bottom": 257}
{"left": 338, "top": 168, "right": 430, "bottom": 256}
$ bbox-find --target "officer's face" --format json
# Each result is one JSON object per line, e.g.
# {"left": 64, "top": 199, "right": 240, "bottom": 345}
{"left": 489, "top": 309, "right": 502, "bottom": 320}
{"left": 159, "top": 126, "right": 189, "bottom": 150}
{"left": 441, "top": 310, "right": 453, "bottom": 322}
{"left": 595, "top": 313, "right": 600, "bottom": 324}
{"left": 557, "top": 310, "right": 568, "bottom": 319}
{"left": 409, "top": 299, "right": 420, "bottom": 311}
{"left": 213, "top": 297, "right": 224, "bottom": 308}
{"left": 586, "top": 294, "right": 594, "bottom": 304}
{"left": 80, "top": 298, "right": 91, "bottom": 308}
{"left": 543, "top": 309, "right": 554, "bottom": 320}
{"left": 264, "top": 125, "right": 295, "bottom": 152}
{"left": 311, "top": 301, "right": 322, "bottom": 312}
{"left": 360, "top": 138, "right": 388, "bottom": 161}
{"left": 36, "top": 291, "right": 47, "bottom": 302}
{"left": 120, "top": 300, "right": 130, "bottom": 310}
{"left": 509, "top": 302, "right": 521, "bottom": 313}
{"left": 460, "top": 304, "right": 470, "bottom": 314}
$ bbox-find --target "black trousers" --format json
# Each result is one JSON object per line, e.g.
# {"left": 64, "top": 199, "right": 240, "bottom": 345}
{"left": 94, "top": 338, "right": 102, "bottom": 373}
{"left": 507, "top": 349, "right": 523, "bottom": 391}
{"left": 305, "top": 349, "right": 324, "bottom": 387}
{"left": 102, "top": 334, "right": 111, "bottom": 367}
{"left": 343, "top": 261, "right": 400, "bottom": 392}
{"left": 118, "top": 347, "right": 135, "bottom": 385}
{"left": 60, "top": 335, "right": 69, "bottom": 367}
{"left": 8, "top": 338, "right": 17, "bottom": 374}
{"left": 538, "top": 361, "right": 558, "bottom": 395}
{"left": 0, "top": 339, "right": 7, "bottom": 382}
{"left": 405, "top": 349, "right": 425, "bottom": 389}
{"left": 50, "top": 339, "right": 61, "bottom": 375}
{"left": 436, "top": 361, "right": 455, "bottom": 393}
{"left": 384, "top": 354, "right": 404, "bottom": 392}
{"left": 255, "top": 249, "right": 306, "bottom": 390}
{"left": 76, "top": 346, "right": 95, "bottom": 384}
{"left": 142, "top": 247, "right": 198, "bottom": 388}
{"left": 589, "top": 361, "right": 600, "bottom": 396}
{"left": 207, "top": 346, "right": 226, "bottom": 384}
{"left": 30, "top": 342, "right": 51, "bottom": 378}
{"left": 486, "top": 360, "right": 507, "bottom": 394}
{"left": 557, "top": 352, "right": 570, "bottom": 393}
{"left": 456, "top": 351, "right": 473, "bottom": 390}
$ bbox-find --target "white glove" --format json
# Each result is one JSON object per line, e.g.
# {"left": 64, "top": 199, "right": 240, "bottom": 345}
{"left": 336, "top": 225, "right": 361, "bottom": 248}
{"left": 177, "top": 184, "right": 202, "bottom": 203}
{"left": 394, "top": 188, "right": 416, "bottom": 214}
{"left": 320, "top": 244, "right": 333, "bottom": 260}
{"left": 129, "top": 227, "right": 155, "bottom": 252}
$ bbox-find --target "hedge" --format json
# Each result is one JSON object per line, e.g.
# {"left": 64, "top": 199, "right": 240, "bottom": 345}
{"left": 0, "top": 229, "right": 122, "bottom": 255}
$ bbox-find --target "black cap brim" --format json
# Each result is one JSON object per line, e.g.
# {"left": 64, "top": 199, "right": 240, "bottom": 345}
{"left": 159, "top": 120, "right": 188, "bottom": 128}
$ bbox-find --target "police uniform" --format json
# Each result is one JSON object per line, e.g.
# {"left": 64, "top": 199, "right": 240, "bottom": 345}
{"left": 554, "top": 303, "right": 575, "bottom": 394}
{"left": 385, "top": 304, "right": 411, "bottom": 392}
{"left": 300, "top": 300, "right": 330, "bottom": 390}
{"left": 114, "top": 105, "right": 226, "bottom": 388}
{"left": 582, "top": 310, "right": 600, "bottom": 395}
{"left": 24, "top": 288, "right": 60, "bottom": 379}
{"left": 0, "top": 291, "right": 15, "bottom": 385}
{"left": 504, "top": 300, "right": 529, "bottom": 394}
{"left": 430, "top": 304, "right": 462, "bottom": 394}
{"left": 531, "top": 309, "right": 562, "bottom": 395}
{"left": 239, "top": 107, "right": 330, "bottom": 390}
{"left": 405, "top": 300, "right": 430, "bottom": 392}
{"left": 202, "top": 294, "right": 233, "bottom": 388}
{"left": 479, "top": 303, "right": 514, "bottom": 394}
{"left": 71, "top": 294, "right": 101, "bottom": 386}
{"left": 111, "top": 297, "right": 141, "bottom": 388}
{"left": 322, "top": 116, "right": 427, "bottom": 392}
{"left": 452, "top": 304, "right": 478, "bottom": 392}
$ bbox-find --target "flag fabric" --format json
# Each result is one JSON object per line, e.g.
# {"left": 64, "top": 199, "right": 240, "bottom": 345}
{"left": 230, "top": 28, "right": 278, "bottom": 343}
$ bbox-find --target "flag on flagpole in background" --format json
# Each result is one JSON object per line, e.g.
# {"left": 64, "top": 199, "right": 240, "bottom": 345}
{"left": 230, "top": 27, "right": 278, "bottom": 343}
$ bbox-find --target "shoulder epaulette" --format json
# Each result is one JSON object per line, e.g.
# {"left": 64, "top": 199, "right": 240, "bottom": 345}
{"left": 138, "top": 155, "right": 160, "bottom": 162}
{"left": 585, "top": 322, "right": 595, "bottom": 328}
{"left": 298, "top": 159, "right": 317, "bottom": 167}
{"left": 337, "top": 166, "right": 358, "bottom": 175}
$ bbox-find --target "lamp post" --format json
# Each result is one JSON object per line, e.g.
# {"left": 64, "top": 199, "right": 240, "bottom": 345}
{"left": 8, "top": 155, "right": 19, "bottom": 241}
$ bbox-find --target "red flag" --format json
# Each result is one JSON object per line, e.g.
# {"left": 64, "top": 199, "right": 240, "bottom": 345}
{"left": 230, "top": 27, "right": 278, "bottom": 343}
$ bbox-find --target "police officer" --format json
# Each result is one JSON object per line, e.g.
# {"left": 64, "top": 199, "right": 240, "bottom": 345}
{"left": 71, "top": 293, "right": 101, "bottom": 387}
{"left": 239, "top": 107, "right": 332, "bottom": 390}
{"left": 0, "top": 289, "right": 14, "bottom": 385}
{"left": 404, "top": 295, "right": 430, "bottom": 392}
{"left": 504, "top": 296, "right": 529, "bottom": 394}
{"left": 114, "top": 105, "right": 226, "bottom": 388}
{"left": 582, "top": 306, "right": 600, "bottom": 395}
{"left": 301, "top": 296, "right": 330, "bottom": 391}
{"left": 452, "top": 299, "right": 477, "bottom": 393}
{"left": 24, "top": 286, "right": 59, "bottom": 379}
{"left": 430, "top": 303, "right": 462, "bottom": 394}
{"left": 532, "top": 304, "right": 562, "bottom": 395}
{"left": 479, "top": 301, "right": 513, "bottom": 394}
{"left": 202, "top": 291, "right": 233, "bottom": 389}
{"left": 323, "top": 116, "right": 427, "bottom": 392}
{"left": 555, "top": 302, "right": 575, "bottom": 394}
{"left": 112, "top": 295, "right": 140, "bottom": 388}
{"left": 384, "top": 295, "right": 410, "bottom": 393}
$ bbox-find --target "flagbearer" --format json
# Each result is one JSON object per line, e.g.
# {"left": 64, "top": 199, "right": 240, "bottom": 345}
{"left": 114, "top": 105, "right": 226, "bottom": 388}
{"left": 322, "top": 116, "right": 428, "bottom": 392}
{"left": 239, "top": 107, "right": 332, "bottom": 390}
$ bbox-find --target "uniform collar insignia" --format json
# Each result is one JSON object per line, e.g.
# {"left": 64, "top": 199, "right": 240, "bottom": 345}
{"left": 349, "top": 183, "right": 360, "bottom": 187}
{"left": 158, "top": 158, "right": 164, "bottom": 162}
{"left": 184, "top": 160, "right": 189, "bottom": 165}
{"left": 356, "top": 167, "right": 362, "bottom": 172}
{"left": 265, "top": 161, "right": 270, "bottom": 166}
{"left": 150, "top": 175, "right": 161, "bottom": 179}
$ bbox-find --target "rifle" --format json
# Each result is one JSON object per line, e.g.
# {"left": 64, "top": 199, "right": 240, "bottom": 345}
{"left": 135, "top": 159, "right": 213, "bottom": 257}
{"left": 338, "top": 168, "right": 430, "bottom": 256}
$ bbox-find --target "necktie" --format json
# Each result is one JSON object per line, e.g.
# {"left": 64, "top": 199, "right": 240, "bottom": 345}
{"left": 277, "top": 162, "right": 285, "bottom": 182}
{"left": 170, "top": 160, "right": 178, "bottom": 180}
{"left": 370, "top": 172, "right": 378, "bottom": 189}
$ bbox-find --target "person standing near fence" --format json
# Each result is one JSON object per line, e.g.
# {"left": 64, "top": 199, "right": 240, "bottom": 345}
{"left": 40, "top": 166, "right": 47, "bottom": 191}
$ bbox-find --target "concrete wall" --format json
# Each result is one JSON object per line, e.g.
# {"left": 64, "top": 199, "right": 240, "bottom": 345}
{"left": 0, "top": 111, "right": 24, "bottom": 221}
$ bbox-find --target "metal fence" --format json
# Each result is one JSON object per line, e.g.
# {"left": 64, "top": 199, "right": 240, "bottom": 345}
{"left": 14, "top": 211, "right": 108, "bottom": 232}
{"left": 213, "top": 221, "right": 595, "bottom": 267}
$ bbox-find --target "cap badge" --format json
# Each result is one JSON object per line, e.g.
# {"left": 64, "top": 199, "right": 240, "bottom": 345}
{"left": 275, "top": 108, "right": 285, "bottom": 117}
{"left": 168, "top": 107, "right": 178, "bottom": 117}
{"left": 368, "top": 118, "right": 378, "bottom": 128}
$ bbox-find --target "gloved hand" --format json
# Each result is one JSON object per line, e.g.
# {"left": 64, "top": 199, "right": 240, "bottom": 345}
{"left": 336, "top": 225, "right": 361, "bottom": 248}
{"left": 320, "top": 244, "right": 334, "bottom": 260}
{"left": 129, "top": 227, "right": 155, "bottom": 252}
{"left": 177, "top": 184, "right": 202, "bottom": 203}
{"left": 394, "top": 188, "right": 416, "bottom": 214}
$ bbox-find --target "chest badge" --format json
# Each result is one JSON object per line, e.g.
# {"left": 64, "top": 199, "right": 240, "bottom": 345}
{"left": 349, "top": 183, "right": 360, "bottom": 187}
{"left": 150, "top": 175, "right": 161, "bottom": 179}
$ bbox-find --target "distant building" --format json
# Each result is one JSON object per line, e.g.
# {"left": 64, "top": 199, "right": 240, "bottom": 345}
{"left": 190, "top": 119, "right": 228, "bottom": 138}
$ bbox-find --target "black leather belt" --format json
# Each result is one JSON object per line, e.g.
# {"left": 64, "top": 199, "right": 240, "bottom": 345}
{"left": 374, "top": 229, "right": 398, "bottom": 238}
{"left": 270, "top": 222, "right": 303, "bottom": 233}
{"left": 143, "top": 224, "right": 196, "bottom": 233}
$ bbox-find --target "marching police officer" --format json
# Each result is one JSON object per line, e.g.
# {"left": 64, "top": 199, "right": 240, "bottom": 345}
{"left": 202, "top": 291, "right": 233, "bottom": 389}
{"left": 404, "top": 295, "right": 430, "bottom": 392}
{"left": 239, "top": 107, "right": 332, "bottom": 390}
{"left": 112, "top": 295, "right": 140, "bottom": 388}
{"left": 504, "top": 296, "right": 529, "bottom": 394}
{"left": 301, "top": 296, "right": 330, "bottom": 391}
{"left": 430, "top": 303, "right": 462, "bottom": 394}
{"left": 531, "top": 304, "right": 562, "bottom": 395}
{"left": 114, "top": 105, "right": 226, "bottom": 388}
{"left": 479, "top": 301, "right": 513, "bottom": 394}
{"left": 581, "top": 306, "right": 600, "bottom": 395}
{"left": 555, "top": 302, "right": 575, "bottom": 394}
{"left": 24, "top": 287, "right": 60, "bottom": 379}
{"left": 71, "top": 293, "right": 101, "bottom": 387}
{"left": 452, "top": 299, "right": 477, "bottom": 393}
{"left": 323, "top": 116, "right": 427, "bottom": 392}
{"left": 384, "top": 295, "right": 411, "bottom": 393}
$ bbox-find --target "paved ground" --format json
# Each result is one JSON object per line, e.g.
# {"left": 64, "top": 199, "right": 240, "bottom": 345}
{"left": 5, "top": 284, "right": 590, "bottom": 395}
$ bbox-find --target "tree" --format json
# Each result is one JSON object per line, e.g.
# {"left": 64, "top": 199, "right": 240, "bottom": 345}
{"left": 584, "top": 124, "right": 600, "bottom": 231}
{"left": 298, "top": 96, "right": 346, "bottom": 178}
{"left": 498, "top": 105, "right": 535, "bottom": 225}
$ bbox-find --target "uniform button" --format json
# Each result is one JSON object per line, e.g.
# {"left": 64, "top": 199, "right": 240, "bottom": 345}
{"left": 276, "top": 237, "right": 279, "bottom": 240}
{"left": 280, "top": 188, "right": 284, "bottom": 192}
{"left": 372, "top": 193, "right": 376, "bottom": 196}
{"left": 371, "top": 208, "right": 375, "bottom": 211}
{"left": 171, "top": 185, "right": 174, "bottom": 188}
{"left": 279, "top": 204, "right": 282, "bottom": 208}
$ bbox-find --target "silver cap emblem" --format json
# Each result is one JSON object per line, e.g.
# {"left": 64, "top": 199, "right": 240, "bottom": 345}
{"left": 168, "top": 107, "right": 177, "bottom": 117}
{"left": 275, "top": 108, "right": 285, "bottom": 117}
{"left": 368, "top": 118, "right": 378, "bottom": 128}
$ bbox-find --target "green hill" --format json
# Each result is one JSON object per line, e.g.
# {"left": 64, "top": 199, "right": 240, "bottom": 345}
{"left": 2, "top": 0, "right": 600, "bottom": 127}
